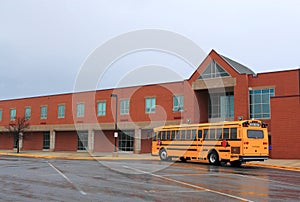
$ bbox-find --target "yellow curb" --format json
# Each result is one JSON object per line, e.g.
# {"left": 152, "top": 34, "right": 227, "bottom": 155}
{"left": 247, "top": 163, "right": 300, "bottom": 172}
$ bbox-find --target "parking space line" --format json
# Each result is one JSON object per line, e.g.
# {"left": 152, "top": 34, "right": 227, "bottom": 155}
{"left": 47, "top": 162, "right": 87, "bottom": 196}
{"left": 123, "top": 166, "right": 253, "bottom": 202}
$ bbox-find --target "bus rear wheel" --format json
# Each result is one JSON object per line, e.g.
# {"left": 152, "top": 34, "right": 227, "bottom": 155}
{"left": 159, "top": 149, "right": 168, "bottom": 161}
{"left": 208, "top": 151, "right": 220, "bottom": 165}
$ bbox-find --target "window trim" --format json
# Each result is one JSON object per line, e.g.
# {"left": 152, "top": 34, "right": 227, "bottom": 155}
{"left": 0, "top": 108, "right": 3, "bottom": 122}
{"left": 57, "top": 104, "right": 65, "bottom": 119}
{"left": 120, "top": 99, "right": 130, "bottom": 115}
{"left": 76, "top": 103, "right": 85, "bottom": 118}
{"left": 97, "top": 100, "right": 107, "bottom": 116}
{"left": 145, "top": 97, "right": 156, "bottom": 114}
{"left": 25, "top": 106, "right": 31, "bottom": 120}
{"left": 40, "top": 105, "right": 48, "bottom": 119}
{"left": 10, "top": 108, "right": 16, "bottom": 121}
{"left": 173, "top": 95, "right": 184, "bottom": 112}
{"left": 249, "top": 87, "right": 275, "bottom": 119}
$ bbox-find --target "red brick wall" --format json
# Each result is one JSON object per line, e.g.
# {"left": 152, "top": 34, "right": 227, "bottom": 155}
{"left": 22, "top": 132, "right": 43, "bottom": 150}
{"left": 0, "top": 132, "right": 14, "bottom": 149}
{"left": 271, "top": 96, "right": 300, "bottom": 159}
{"left": 249, "top": 69, "right": 299, "bottom": 96}
{"left": 55, "top": 131, "right": 78, "bottom": 151}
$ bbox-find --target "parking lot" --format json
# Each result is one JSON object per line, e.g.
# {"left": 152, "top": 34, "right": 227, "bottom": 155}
{"left": 0, "top": 156, "right": 300, "bottom": 201}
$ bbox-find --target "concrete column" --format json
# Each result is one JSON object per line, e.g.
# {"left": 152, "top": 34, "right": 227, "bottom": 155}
{"left": 134, "top": 128, "right": 141, "bottom": 154}
{"left": 19, "top": 132, "right": 23, "bottom": 150}
{"left": 88, "top": 129, "right": 94, "bottom": 153}
{"left": 50, "top": 130, "right": 55, "bottom": 152}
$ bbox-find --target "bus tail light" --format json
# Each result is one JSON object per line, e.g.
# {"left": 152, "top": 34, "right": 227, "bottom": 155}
{"left": 263, "top": 142, "right": 268, "bottom": 145}
{"left": 243, "top": 142, "right": 249, "bottom": 145}
{"left": 242, "top": 121, "right": 249, "bottom": 127}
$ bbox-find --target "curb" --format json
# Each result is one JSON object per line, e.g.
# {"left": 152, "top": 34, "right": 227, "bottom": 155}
{"left": 1, "top": 153, "right": 299, "bottom": 172}
{"left": 247, "top": 163, "right": 300, "bottom": 172}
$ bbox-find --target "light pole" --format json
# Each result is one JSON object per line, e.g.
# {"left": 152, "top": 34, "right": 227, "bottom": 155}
{"left": 110, "top": 94, "right": 118, "bottom": 154}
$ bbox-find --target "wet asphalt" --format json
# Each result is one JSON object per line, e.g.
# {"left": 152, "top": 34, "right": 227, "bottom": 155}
{"left": 0, "top": 156, "right": 299, "bottom": 202}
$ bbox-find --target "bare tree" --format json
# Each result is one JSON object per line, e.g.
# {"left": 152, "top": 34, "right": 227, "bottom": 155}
{"left": 6, "top": 116, "right": 30, "bottom": 153}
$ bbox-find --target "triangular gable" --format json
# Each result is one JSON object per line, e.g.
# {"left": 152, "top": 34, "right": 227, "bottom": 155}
{"left": 198, "top": 60, "right": 230, "bottom": 79}
{"left": 187, "top": 50, "right": 255, "bottom": 84}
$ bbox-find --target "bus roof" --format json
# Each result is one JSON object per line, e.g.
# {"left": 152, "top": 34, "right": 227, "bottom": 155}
{"left": 154, "top": 120, "right": 262, "bottom": 130}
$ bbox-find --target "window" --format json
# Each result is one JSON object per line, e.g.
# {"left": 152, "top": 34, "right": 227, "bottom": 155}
{"left": 249, "top": 88, "right": 275, "bottom": 119}
{"left": 97, "top": 101, "right": 106, "bottom": 116}
{"left": 25, "top": 107, "right": 31, "bottom": 120}
{"left": 0, "top": 109, "right": 2, "bottom": 121}
{"left": 231, "top": 128, "right": 237, "bottom": 139}
{"left": 223, "top": 128, "right": 229, "bottom": 139}
{"left": 40, "top": 106, "right": 48, "bottom": 119}
{"left": 173, "top": 95, "right": 184, "bottom": 111}
{"left": 58, "top": 104, "right": 65, "bottom": 118}
{"left": 247, "top": 130, "right": 264, "bottom": 139}
{"left": 118, "top": 130, "right": 134, "bottom": 152}
{"left": 77, "top": 103, "right": 85, "bottom": 117}
{"left": 10, "top": 108, "right": 16, "bottom": 121}
{"left": 43, "top": 132, "right": 50, "bottom": 149}
{"left": 216, "top": 128, "right": 222, "bottom": 140}
{"left": 204, "top": 129, "right": 209, "bottom": 139}
{"left": 198, "top": 60, "right": 230, "bottom": 79}
{"left": 78, "top": 131, "right": 88, "bottom": 150}
{"left": 198, "top": 130, "right": 203, "bottom": 139}
{"left": 120, "top": 99, "right": 129, "bottom": 115}
{"left": 145, "top": 97, "right": 156, "bottom": 113}
{"left": 209, "top": 92, "right": 234, "bottom": 118}
{"left": 209, "top": 129, "right": 215, "bottom": 139}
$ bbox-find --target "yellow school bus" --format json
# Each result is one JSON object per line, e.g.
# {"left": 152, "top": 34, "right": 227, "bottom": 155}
{"left": 152, "top": 120, "right": 269, "bottom": 166}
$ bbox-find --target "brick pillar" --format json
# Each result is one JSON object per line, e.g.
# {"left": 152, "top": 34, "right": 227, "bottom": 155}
{"left": 50, "top": 130, "right": 55, "bottom": 152}
{"left": 134, "top": 128, "right": 141, "bottom": 154}
{"left": 88, "top": 129, "right": 94, "bottom": 153}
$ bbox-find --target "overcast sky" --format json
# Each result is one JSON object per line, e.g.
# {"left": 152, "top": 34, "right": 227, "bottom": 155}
{"left": 0, "top": 0, "right": 299, "bottom": 100}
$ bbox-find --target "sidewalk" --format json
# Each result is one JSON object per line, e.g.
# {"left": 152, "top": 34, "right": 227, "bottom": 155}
{"left": 0, "top": 150, "right": 159, "bottom": 161}
{"left": 0, "top": 150, "right": 299, "bottom": 172}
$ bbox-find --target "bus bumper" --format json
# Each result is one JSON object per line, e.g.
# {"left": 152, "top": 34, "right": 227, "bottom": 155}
{"left": 239, "top": 156, "right": 268, "bottom": 162}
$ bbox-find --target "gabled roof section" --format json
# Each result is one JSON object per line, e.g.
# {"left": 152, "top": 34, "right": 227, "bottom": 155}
{"left": 198, "top": 60, "right": 230, "bottom": 79}
{"left": 220, "top": 55, "right": 255, "bottom": 75}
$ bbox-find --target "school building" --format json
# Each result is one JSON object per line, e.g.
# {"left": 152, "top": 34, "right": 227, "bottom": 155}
{"left": 0, "top": 50, "right": 299, "bottom": 159}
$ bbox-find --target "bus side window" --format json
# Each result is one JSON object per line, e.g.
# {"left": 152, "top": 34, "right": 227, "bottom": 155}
{"left": 153, "top": 132, "right": 157, "bottom": 141}
{"left": 231, "top": 128, "right": 237, "bottom": 139}
{"left": 216, "top": 128, "right": 222, "bottom": 140}
{"left": 192, "top": 130, "right": 197, "bottom": 140}
{"left": 158, "top": 132, "right": 162, "bottom": 140}
{"left": 223, "top": 128, "right": 229, "bottom": 139}
{"left": 171, "top": 131, "right": 175, "bottom": 140}
{"left": 181, "top": 130, "right": 186, "bottom": 140}
{"left": 162, "top": 131, "right": 166, "bottom": 140}
{"left": 209, "top": 129, "right": 215, "bottom": 139}
{"left": 176, "top": 130, "right": 180, "bottom": 140}
{"left": 198, "top": 130, "right": 202, "bottom": 139}
{"left": 186, "top": 130, "right": 191, "bottom": 140}
{"left": 166, "top": 131, "right": 170, "bottom": 140}
{"left": 204, "top": 129, "right": 209, "bottom": 139}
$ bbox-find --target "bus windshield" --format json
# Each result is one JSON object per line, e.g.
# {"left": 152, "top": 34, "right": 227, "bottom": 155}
{"left": 247, "top": 130, "right": 264, "bottom": 139}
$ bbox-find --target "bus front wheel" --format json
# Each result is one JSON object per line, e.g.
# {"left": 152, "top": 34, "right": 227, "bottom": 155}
{"left": 208, "top": 151, "right": 220, "bottom": 165}
{"left": 159, "top": 149, "right": 168, "bottom": 161}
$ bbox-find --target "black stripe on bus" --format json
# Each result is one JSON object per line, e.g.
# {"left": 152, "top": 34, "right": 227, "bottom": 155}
{"left": 219, "top": 150, "right": 230, "bottom": 152}
{"left": 167, "top": 148, "right": 198, "bottom": 151}
{"left": 161, "top": 144, "right": 198, "bottom": 146}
